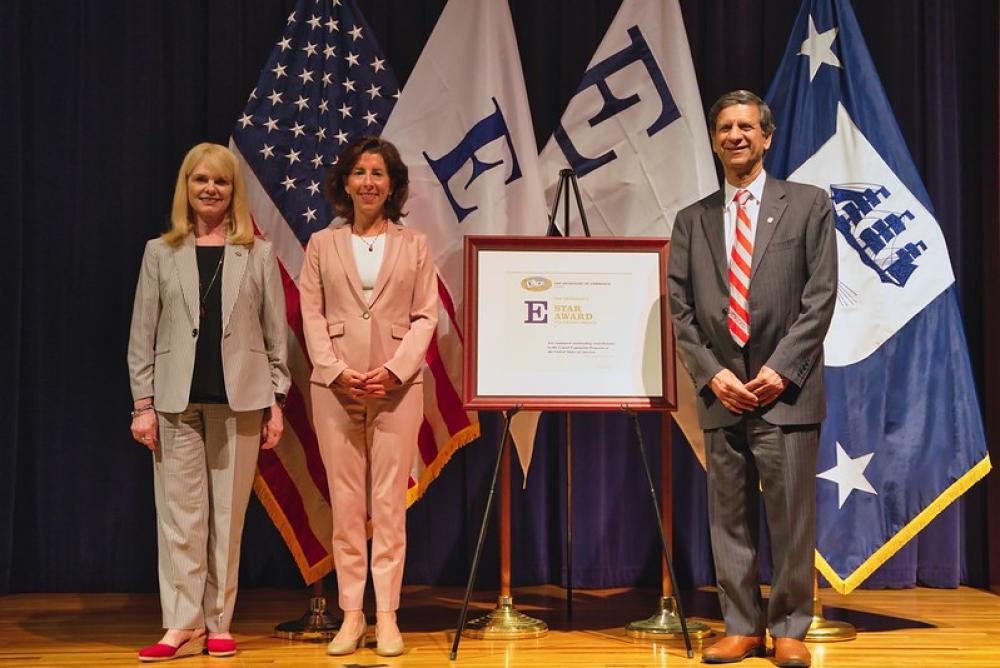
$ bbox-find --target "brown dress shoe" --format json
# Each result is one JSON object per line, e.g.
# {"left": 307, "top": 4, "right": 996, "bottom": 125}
{"left": 773, "top": 637, "right": 811, "bottom": 667}
{"left": 702, "top": 635, "right": 764, "bottom": 663}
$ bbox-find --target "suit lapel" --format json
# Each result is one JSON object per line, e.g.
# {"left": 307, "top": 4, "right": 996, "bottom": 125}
{"left": 369, "top": 223, "right": 402, "bottom": 307}
{"left": 750, "top": 175, "right": 788, "bottom": 282}
{"left": 701, "top": 191, "right": 729, "bottom": 286}
{"left": 332, "top": 224, "right": 366, "bottom": 307}
{"left": 221, "top": 241, "right": 248, "bottom": 330}
{"left": 175, "top": 234, "right": 199, "bottom": 326}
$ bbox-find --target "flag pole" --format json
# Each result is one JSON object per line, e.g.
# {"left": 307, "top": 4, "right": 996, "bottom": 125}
{"left": 626, "top": 413, "right": 713, "bottom": 641}
{"left": 462, "top": 427, "right": 548, "bottom": 639}
{"left": 453, "top": 408, "right": 540, "bottom": 659}
{"left": 804, "top": 570, "right": 856, "bottom": 641}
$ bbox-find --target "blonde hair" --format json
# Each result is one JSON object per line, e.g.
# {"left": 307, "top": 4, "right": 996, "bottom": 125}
{"left": 163, "top": 142, "right": 254, "bottom": 247}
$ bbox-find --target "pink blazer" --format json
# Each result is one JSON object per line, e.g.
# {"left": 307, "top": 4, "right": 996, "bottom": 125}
{"left": 299, "top": 221, "right": 438, "bottom": 387}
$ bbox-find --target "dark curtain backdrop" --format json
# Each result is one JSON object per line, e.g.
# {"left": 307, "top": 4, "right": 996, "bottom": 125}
{"left": 2, "top": 1, "right": 996, "bottom": 598}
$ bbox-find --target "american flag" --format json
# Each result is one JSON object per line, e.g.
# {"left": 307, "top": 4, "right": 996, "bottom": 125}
{"left": 229, "top": 0, "right": 476, "bottom": 584}
{"left": 232, "top": 0, "right": 397, "bottom": 254}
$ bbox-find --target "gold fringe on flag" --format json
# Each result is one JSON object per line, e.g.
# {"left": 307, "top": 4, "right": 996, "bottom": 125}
{"left": 816, "top": 454, "right": 992, "bottom": 595}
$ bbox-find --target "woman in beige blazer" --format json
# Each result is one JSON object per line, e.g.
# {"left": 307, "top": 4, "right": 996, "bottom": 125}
{"left": 299, "top": 136, "right": 438, "bottom": 657}
{"left": 127, "top": 143, "right": 290, "bottom": 662}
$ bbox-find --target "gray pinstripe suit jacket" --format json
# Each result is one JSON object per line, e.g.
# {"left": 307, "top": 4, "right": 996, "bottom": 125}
{"left": 127, "top": 233, "right": 291, "bottom": 413}
{"left": 667, "top": 175, "right": 838, "bottom": 430}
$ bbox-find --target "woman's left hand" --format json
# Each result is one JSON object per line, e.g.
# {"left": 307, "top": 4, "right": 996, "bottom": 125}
{"left": 261, "top": 402, "right": 284, "bottom": 450}
{"left": 362, "top": 366, "right": 401, "bottom": 397}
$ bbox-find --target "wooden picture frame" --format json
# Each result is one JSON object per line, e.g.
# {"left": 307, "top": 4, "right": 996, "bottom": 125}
{"left": 462, "top": 235, "right": 676, "bottom": 411}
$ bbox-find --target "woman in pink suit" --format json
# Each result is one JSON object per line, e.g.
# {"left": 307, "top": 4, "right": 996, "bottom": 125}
{"left": 299, "top": 136, "right": 438, "bottom": 658}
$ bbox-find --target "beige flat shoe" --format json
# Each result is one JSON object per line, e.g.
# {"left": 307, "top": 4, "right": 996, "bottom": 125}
{"left": 326, "top": 621, "right": 367, "bottom": 656}
{"left": 375, "top": 625, "right": 404, "bottom": 657}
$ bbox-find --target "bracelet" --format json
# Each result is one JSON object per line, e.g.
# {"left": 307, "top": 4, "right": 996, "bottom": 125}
{"left": 131, "top": 405, "right": 154, "bottom": 417}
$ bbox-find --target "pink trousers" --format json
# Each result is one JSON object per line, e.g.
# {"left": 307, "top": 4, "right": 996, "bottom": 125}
{"left": 312, "top": 382, "right": 421, "bottom": 612}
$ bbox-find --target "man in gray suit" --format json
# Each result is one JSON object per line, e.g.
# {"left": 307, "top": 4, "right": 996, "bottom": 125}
{"left": 668, "top": 90, "right": 837, "bottom": 667}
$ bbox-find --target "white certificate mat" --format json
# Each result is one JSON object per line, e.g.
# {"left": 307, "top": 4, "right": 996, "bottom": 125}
{"left": 472, "top": 245, "right": 667, "bottom": 404}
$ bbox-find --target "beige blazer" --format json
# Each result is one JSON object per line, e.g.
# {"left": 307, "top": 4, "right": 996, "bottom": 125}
{"left": 298, "top": 221, "right": 438, "bottom": 387}
{"left": 127, "top": 234, "right": 290, "bottom": 412}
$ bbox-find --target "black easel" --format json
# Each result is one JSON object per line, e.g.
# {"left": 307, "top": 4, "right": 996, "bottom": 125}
{"left": 450, "top": 407, "right": 521, "bottom": 660}
{"left": 451, "top": 169, "right": 587, "bottom": 659}
{"left": 547, "top": 168, "right": 592, "bottom": 238}
{"left": 450, "top": 169, "right": 692, "bottom": 659}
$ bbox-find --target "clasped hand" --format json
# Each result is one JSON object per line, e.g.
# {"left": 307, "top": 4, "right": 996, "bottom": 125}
{"left": 709, "top": 366, "right": 788, "bottom": 414}
{"left": 336, "top": 366, "right": 401, "bottom": 398}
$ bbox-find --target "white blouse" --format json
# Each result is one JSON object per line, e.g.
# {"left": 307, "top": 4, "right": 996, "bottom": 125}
{"left": 352, "top": 232, "right": 386, "bottom": 304}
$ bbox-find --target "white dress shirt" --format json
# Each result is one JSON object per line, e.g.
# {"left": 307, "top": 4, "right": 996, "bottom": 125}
{"left": 723, "top": 169, "right": 767, "bottom": 267}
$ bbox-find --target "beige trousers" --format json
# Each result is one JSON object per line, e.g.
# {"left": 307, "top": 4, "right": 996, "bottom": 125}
{"left": 153, "top": 403, "right": 262, "bottom": 631}
{"left": 312, "top": 383, "right": 421, "bottom": 612}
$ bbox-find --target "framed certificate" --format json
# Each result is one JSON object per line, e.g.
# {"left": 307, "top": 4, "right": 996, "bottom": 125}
{"left": 463, "top": 236, "right": 676, "bottom": 411}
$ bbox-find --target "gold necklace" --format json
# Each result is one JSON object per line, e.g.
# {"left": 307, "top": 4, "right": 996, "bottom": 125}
{"left": 354, "top": 223, "right": 385, "bottom": 252}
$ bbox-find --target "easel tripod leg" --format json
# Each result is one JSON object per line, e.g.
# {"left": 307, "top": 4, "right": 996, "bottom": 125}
{"left": 450, "top": 408, "right": 520, "bottom": 660}
{"left": 627, "top": 411, "right": 694, "bottom": 659}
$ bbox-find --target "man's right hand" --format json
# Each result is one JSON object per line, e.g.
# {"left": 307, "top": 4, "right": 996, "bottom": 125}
{"left": 709, "top": 369, "right": 759, "bottom": 414}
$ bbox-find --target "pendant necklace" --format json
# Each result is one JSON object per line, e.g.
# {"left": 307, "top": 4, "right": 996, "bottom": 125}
{"left": 199, "top": 251, "right": 224, "bottom": 318}
{"left": 355, "top": 223, "right": 385, "bottom": 252}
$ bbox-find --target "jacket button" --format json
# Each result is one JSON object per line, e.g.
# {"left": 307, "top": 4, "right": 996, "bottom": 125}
{"left": 192, "top": 328, "right": 198, "bottom": 337}
{"left": 362, "top": 311, "right": 371, "bottom": 320}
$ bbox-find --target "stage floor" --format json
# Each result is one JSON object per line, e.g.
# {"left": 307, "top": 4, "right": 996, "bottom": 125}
{"left": 2, "top": 584, "right": 999, "bottom": 666}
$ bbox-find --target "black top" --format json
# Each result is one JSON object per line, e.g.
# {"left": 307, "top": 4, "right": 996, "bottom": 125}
{"left": 190, "top": 246, "right": 228, "bottom": 404}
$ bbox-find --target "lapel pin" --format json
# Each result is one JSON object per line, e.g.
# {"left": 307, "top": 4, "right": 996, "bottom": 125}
{"left": 766, "top": 216, "right": 774, "bottom": 224}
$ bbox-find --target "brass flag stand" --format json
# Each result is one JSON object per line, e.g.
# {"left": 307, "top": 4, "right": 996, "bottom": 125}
{"left": 805, "top": 571, "right": 856, "bottom": 642}
{"left": 273, "top": 580, "right": 339, "bottom": 641}
{"left": 626, "top": 414, "right": 713, "bottom": 640}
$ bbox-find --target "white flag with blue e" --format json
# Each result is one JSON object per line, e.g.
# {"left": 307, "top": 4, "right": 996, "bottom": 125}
{"left": 764, "top": 0, "right": 991, "bottom": 594}
{"left": 537, "top": 0, "right": 716, "bottom": 239}
{"left": 536, "top": 0, "right": 718, "bottom": 466}
{"left": 381, "top": 0, "right": 550, "bottom": 476}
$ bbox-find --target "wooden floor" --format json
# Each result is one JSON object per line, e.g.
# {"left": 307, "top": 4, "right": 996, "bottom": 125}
{"left": 2, "top": 585, "right": 1000, "bottom": 666}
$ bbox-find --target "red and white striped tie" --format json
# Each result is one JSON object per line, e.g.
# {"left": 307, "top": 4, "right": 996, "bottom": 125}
{"left": 728, "top": 189, "right": 753, "bottom": 347}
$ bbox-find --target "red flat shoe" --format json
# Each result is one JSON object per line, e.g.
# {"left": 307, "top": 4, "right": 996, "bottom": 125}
{"left": 205, "top": 637, "right": 238, "bottom": 657}
{"left": 138, "top": 632, "right": 204, "bottom": 662}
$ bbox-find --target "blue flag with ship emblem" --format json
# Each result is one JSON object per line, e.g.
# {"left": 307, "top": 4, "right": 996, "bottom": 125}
{"left": 763, "top": 0, "right": 991, "bottom": 594}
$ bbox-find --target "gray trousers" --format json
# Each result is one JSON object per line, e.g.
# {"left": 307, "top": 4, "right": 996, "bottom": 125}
{"left": 705, "top": 417, "right": 818, "bottom": 640}
{"left": 153, "top": 403, "right": 262, "bottom": 631}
